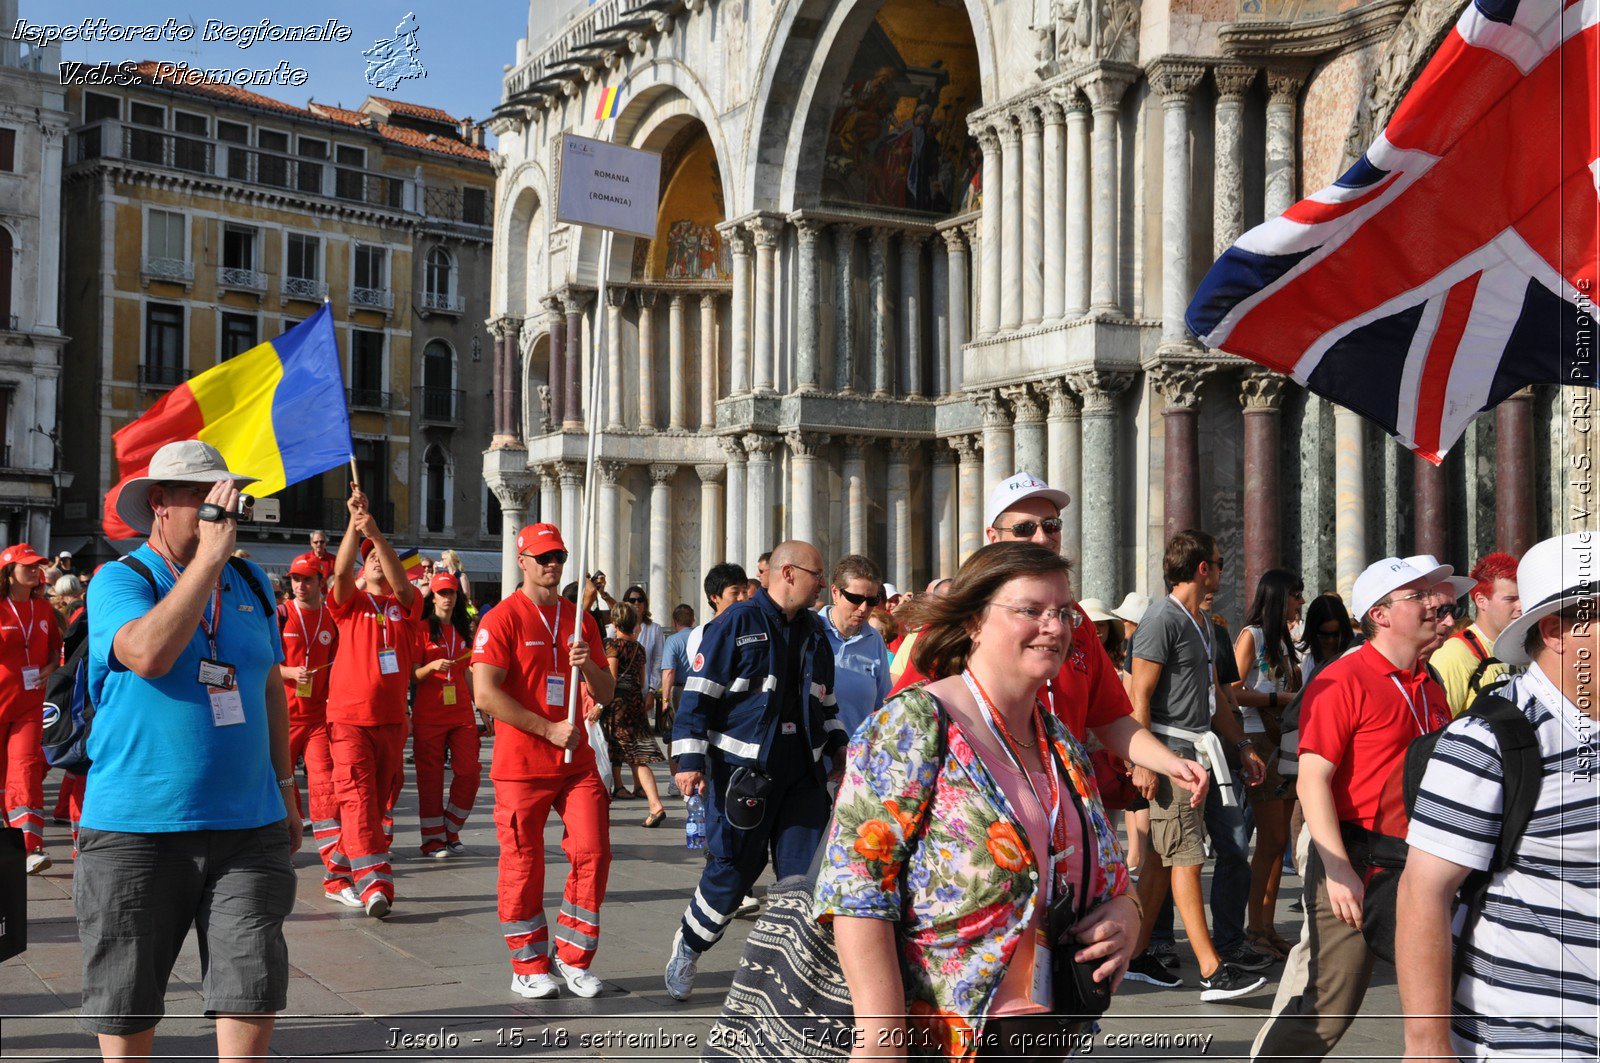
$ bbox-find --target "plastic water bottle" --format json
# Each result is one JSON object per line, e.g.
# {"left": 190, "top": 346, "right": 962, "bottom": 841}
{"left": 685, "top": 793, "right": 706, "bottom": 849}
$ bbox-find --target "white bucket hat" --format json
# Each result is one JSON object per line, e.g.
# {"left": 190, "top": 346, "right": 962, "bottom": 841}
{"left": 1401, "top": 554, "right": 1476, "bottom": 600}
{"left": 1113, "top": 592, "right": 1150, "bottom": 625}
{"left": 114, "top": 440, "right": 257, "bottom": 535}
{"left": 1079, "top": 597, "right": 1117, "bottom": 625}
{"left": 1493, "top": 533, "right": 1600, "bottom": 665}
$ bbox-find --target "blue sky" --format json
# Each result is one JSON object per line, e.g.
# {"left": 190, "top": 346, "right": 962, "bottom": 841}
{"left": 23, "top": 2, "right": 529, "bottom": 138}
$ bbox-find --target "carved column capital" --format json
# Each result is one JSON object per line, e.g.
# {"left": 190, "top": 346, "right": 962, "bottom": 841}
{"left": 597, "top": 460, "right": 627, "bottom": 485}
{"left": 972, "top": 121, "right": 1001, "bottom": 154}
{"left": 1147, "top": 58, "right": 1208, "bottom": 102}
{"left": 557, "top": 461, "right": 584, "bottom": 488}
{"left": 940, "top": 226, "right": 968, "bottom": 254}
{"left": 785, "top": 430, "right": 830, "bottom": 459}
{"left": 1001, "top": 384, "right": 1046, "bottom": 424}
{"left": 996, "top": 112, "right": 1022, "bottom": 146}
{"left": 604, "top": 287, "right": 629, "bottom": 310}
{"left": 746, "top": 215, "right": 784, "bottom": 249}
{"left": 718, "top": 435, "right": 746, "bottom": 461}
{"left": 1239, "top": 369, "right": 1289, "bottom": 412}
{"left": 974, "top": 389, "right": 1011, "bottom": 428}
{"left": 1038, "top": 378, "right": 1082, "bottom": 420}
{"left": 563, "top": 289, "right": 595, "bottom": 314}
{"left": 1017, "top": 103, "right": 1044, "bottom": 136}
{"left": 948, "top": 433, "right": 983, "bottom": 461}
{"left": 488, "top": 314, "right": 522, "bottom": 339}
{"left": 1213, "top": 63, "right": 1259, "bottom": 100}
{"left": 742, "top": 432, "right": 780, "bottom": 458}
{"left": 540, "top": 295, "right": 563, "bottom": 317}
{"left": 536, "top": 463, "right": 561, "bottom": 487}
{"left": 1150, "top": 362, "right": 1215, "bottom": 411}
{"left": 844, "top": 434, "right": 874, "bottom": 458}
{"left": 721, "top": 224, "right": 753, "bottom": 257}
{"left": 695, "top": 462, "right": 726, "bottom": 484}
{"left": 1076, "top": 66, "right": 1137, "bottom": 113}
{"left": 1054, "top": 86, "right": 1089, "bottom": 116}
{"left": 1266, "top": 68, "right": 1308, "bottom": 104}
{"left": 700, "top": 291, "right": 720, "bottom": 311}
{"left": 792, "top": 217, "right": 826, "bottom": 244}
{"left": 635, "top": 288, "right": 658, "bottom": 310}
{"left": 649, "top": 462, "right": 677, "bottom": 485}
{"left": 1038, "top": 94, "right": 1065, "bottom": 125}
{"left": 1063, "top": 369, "right": 1134, "bottom": 414}
{"left": 888, "top": 437, "right": 921, "bottom": 460}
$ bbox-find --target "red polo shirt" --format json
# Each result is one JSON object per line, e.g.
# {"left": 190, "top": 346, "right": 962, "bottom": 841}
{"left": 325, "top": 588, "right": 422, "bottom": 726}
{"left": 1297, "top": 641, "right": 1449, "bottom": 829}
{"left": 0, "top": 597, "right": 60, "bottom": 724}
{"left": 279, "top": 600, "right": 338, "bottom": 720}
{"left": 413, "top": 621, "right": 474, "bottom": 728}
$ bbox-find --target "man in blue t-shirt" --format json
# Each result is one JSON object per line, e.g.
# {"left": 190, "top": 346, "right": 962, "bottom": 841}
{"left": 78, "top": 440, "right": 299, "bottom": 1058}
{"left": 819, "top": 554, "right": 892, "bottom": 744}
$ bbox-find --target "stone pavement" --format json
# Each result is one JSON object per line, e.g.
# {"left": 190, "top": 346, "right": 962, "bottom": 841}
{"left": 3, "top": 769, "right": 1406, "bottom": 1061}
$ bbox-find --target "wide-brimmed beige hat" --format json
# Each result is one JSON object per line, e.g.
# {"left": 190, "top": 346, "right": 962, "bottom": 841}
{"left": 1078, "top": 597, "right": 1117, "bottom": 625}
{"left": 1113, "top": 592, "right": 1150, "bottom": 625}
{"left": 114, "top": 440, "right": 257, "bottom": 535}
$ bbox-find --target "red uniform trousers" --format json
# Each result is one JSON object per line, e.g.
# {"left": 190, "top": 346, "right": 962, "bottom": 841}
{"left": 54, "top": 770, "right": 86, "bottom": 854}
{"left": 1, "top": 709, "right": 45, "bottom": 852}
{"left": 495, "top": 769, "right": 610, "bottom": 974}
{"left": 328, "top": 721, "right": 406, "bottom": 904}
{"left": 290, "top": 714, "right": 340, "bottom": 888}
{"left": 413, "top": 720, "right": 480, "bottom": 852}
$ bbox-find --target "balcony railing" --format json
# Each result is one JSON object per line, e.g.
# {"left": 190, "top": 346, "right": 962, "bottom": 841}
{"left": 282, "top": 276, "right": 327, "bottom": 302}
{"left": 124, "top": 126, "right": 212, "bottom": 175}
{"left": 422, "top": 186, "right": 489, "bottom": 227}
{"left": 142, "top": 256, "right": 194, "bottom": 284}
{"left": 417, "top": 386, "right": 463, "bottom": 425}
{"left": 335, "top": 167, "right": 404, "bottom": 209}
{"left": 218, "top": 266, "right": 268, "bottom": 293}
{"left": 139, "top": 363, "right": 191, "bottom": 388}
{"left": 347, "top": 387, "right": 392, "bottom": 410}
{"left": 350, "top": 286, "right": 394, "bottom": 311}
{"left": 419, "top": 289, "right": 465, "bottom": 314}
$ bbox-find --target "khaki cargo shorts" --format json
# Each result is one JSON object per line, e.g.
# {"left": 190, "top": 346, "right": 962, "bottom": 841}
{"left": 1149, "top": 774, "right": 1208, "bottom": 868}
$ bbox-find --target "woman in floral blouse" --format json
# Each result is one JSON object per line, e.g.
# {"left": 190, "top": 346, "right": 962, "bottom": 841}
{"left": 816, "top": 543, "right": 1145, "bottom": 1060}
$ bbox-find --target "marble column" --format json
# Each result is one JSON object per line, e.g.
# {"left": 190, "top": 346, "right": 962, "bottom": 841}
{"left": 544, "top": 296, "right": 566, "bottom": 426}
{"left": 1152, "top": 362, "right": 1212, "bottom": 541}
{"left": 932, "top": 446, "right": 958, "bottom": 579}
{"left": 1212, "top": 65, "right": 1257, "bottom": 257}
{"left": 538, "top": 464, "right": 560, "bottom": 529}
{"left": 1080, "top": 68, "right": 1135, "bottom": 316}
{"left": 1496, "top": 388, "right": 1536, "bottom": 555}
{"left": 749, "top": 217, "right": 783, "bottom": 395}
{"left": 1150, "top": 60, "right": 1207, "bottom": 353}
{"left": 720, "top": 436, "right": 747, "bottom": 567}
{"left": 1041, "top": 97, "right": 1066, "bottom": 323}
{"left": 1005, "top": 384, "right": 1047, "bottom": 476}
{"left": 743, "top": 433, "right": 779, "bottom": 568}
{"left": 833, "top": 223, "right": 859, "bottom": 393}
{"left": 696, "top": 463, "right": 726, "bottom": 586}
{"left": 485, "top": 459, "right": 534, "bottom": 595}
{"left": 1240, "top": 370, "right": 1287, "bottom": 600}
{"left": 636, "top": 290, "right": 657, "bottom": 430}
{"left": 1066, "top": 370, "right": 1133, "bottom": 602}
{"left": 868, "top": 227, "right": 893, "bottom": 397}
{"left": 604, "top": 290, "right": 627, "bottom": 430}
{"left": 999, "top": 115, "right": 1023, "bottom": 331}
{"left": 786, "top": 431, "right": 828, "bottom": 544}
{"left": 1414, "top": 455, "right": 1447, "bottom": 559}
{"left": 726, "top": 226, "right": 753, "bottom": 395}
{"left": 700, "top": 293, "right": 719, "bottom": 428}
{"left": 668, "top": 294, "right": 688, "bottom": 431}
{"left": 794, "top": 219, "right": 823, "bottom": 393}
{"left": 931, "top": 240, "right": 950, "bottom": 399}
{"left": 1019, "top": 105, "right": 1044, "bottom": 326}
{"left": 1062, "top": 91, "right": 1091, "bottom": 317}
{"left": 887, "top": 439, "right": 916, "bottom": 591}
{"left": 489, "top": 316, "right": 517, "bottom": 443}
{"left": 899, "top": 233, "right": 924, "bottom": 398}
{"left": 1334, "top": 405, "right": 1367, "bottom": 603}
{"left": 843, "top": 436, "right": 870, "bottom": 557}
{"left": 1041, "top": 379, "right": 1083, "bottom": 564}
{"left": 1265, "top": 70, "right": 1305, "bottom": 218}
{"left": 976, "top": 389, "right": 1014, "bottom": 505}
{"left": 942, "top": 229, "right": 969, "bottom": 395}
{"left": 953, "top": 435, "right": 985, "bottom": 563}
{"left": 36, "top": 125, "right": 64, "bottom": 333}
{"left": 558, "top": 461, "right": 583, "bottom": 538}
{"left": 596, "top": 460, "right": 625, "bottom": 581}
{"left": 648, "top": 464, "right": 675, "bottom": 615}
{"left": 976, "top": 124, "right": 1002, "bottom": 337}
{"left": 563, "top": 293, "right": 589, "bottom": 431}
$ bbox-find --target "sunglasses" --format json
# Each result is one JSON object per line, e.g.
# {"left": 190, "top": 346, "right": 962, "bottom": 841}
{"left": 520, "top": 549, "right": 569, "bottom": 566}
{"left": 1435, "top": 602, "right": 1464, "bottom": 621}
{"left": 992, "top": 517, "right": 1064, "bottom": 538}
{"left": 837, "top": 588, "right": 881, "bottom": 607}
{"left": 1316, "top": 627, "right": 1344, "bottom": 640}
{"left": 625, "top": 596, "right": 646, "bottom": 604}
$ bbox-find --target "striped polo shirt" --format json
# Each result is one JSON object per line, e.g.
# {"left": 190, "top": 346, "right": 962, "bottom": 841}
{"left": 1407, "top": 663, "right": 1599, "bottom": 1060}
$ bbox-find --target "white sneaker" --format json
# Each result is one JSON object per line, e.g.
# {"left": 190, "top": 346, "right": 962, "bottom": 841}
{"left": 510, "top": 971, "right": 560, "bottom": 999}
{"left": 734, "top": 894, "right": 761, "bottom": 917}
{"left": 364, "top": 893, "right": 391, "bottom": 919}
{"left": 427, "top": 845, "right": 450, "bottom": 860}
{"left": 664, "top": 930, "right": 699, "bottom": 1001}
{"left": 25, "top": 851, "right": 51, "bottom": 875}
{"left": 326, "top": 886, "right": 363, "bottom": 908}
{"left": 446, "top": 841, "right": 466, "bottom": 856}
{"left": 554, "top": 957, "right": 603, "bottom": 998}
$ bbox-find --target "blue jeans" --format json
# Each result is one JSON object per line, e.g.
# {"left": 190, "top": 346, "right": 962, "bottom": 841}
{"left": 1203, "top": 775, "right": 1250, "bottom": 952}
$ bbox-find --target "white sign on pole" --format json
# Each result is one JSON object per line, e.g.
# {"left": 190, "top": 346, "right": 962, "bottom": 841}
{"left": 555, "top": 133, "right": 662, "bottom": 240}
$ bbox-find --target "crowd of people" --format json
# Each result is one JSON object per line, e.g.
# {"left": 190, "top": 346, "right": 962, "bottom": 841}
{"left": 2, "top": 437, "right": 1593, "bottom": 1061}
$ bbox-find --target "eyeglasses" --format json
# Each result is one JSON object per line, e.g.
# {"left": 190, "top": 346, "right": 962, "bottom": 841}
{"left": 1384, "top": 591, "right": 1432, "bottom": 607}
{"left": 992, "top": 517, "right": 1064, "bottom": 538}
{"left": 989, "top": 601, "right": 1079, "bottom": 628}
{"left": 787, "top": 564, "right": 825, "bottom": 582}
{"left": 1206, "top": 555, "right": 1226, "bottom": 571}
{"left": 837, "top": 588, "right": 881, "bottom": 607}
{"left": 520, "top": 549, "right": 569, "bottom": 566}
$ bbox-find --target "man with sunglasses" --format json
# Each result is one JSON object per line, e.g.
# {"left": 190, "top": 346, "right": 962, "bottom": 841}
{"left": 820, "top": 554, "right": 893, "bottom": 744}
{"left": 665, "top": 540, "right": 845, "bottom": 1001}
{"left": 1426, "top": 551, "right": 1522, "bottom": 715}
{"left": 472, "top": 523, "right": 616, "bottom": 1001}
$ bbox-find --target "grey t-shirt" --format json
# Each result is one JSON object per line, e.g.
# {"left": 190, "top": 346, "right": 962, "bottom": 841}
{"left": 1130, "top": 595, "right": 1222, "bottom": 734}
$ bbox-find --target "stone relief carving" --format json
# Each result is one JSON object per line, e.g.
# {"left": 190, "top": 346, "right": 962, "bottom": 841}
{"left": 537, "top": 384, "right": 554, "bottom": 434}
{"left": 1034, "top": 0, "right": 1139, "bottom": 74}
{"left": 1345, "top": 0, "right": 1462, "bottom": 165}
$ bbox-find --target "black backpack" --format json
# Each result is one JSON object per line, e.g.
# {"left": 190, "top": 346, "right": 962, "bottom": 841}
{"left": 1359, "top": 692, "right": 1543, "bottom": 969}
{"left": 40, "top": 554, "right": 273, "bottom": 774}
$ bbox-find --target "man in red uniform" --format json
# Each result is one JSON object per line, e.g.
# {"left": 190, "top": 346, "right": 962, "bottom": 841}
{"left": 323, "top": 486, "right": 421, "bottom": 917}
{"left": 279, "top": 554, "right": 339, "bottom": 889}
{"left": 412, "top": 571, "right": 478, "bottom": 858}
{"left": 472, "top": 523, "right": 616, "bottom": 1001}
{"left": 0, "top": 542, "right": 62, "bottom": 872}
{"left": 303, "top": 530, "right": 336, "bottom": 581}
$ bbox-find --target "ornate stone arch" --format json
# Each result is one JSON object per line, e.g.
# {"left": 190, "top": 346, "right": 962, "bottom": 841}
{"left": 494, "top": 161, "right": 549, "bottom": 316}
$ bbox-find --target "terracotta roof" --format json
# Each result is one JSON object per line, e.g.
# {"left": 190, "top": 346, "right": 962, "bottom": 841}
{"left": 311, "top": 101, "right": 490, "bottom": 163}
{"left": 367, "top": 96, "right": 460, "bottom": 125}
{"left": 307, "top": 102, "right": 373, "bottom": 127}
{"left": 130, "top": 61, "right": 312, "bottom": 118}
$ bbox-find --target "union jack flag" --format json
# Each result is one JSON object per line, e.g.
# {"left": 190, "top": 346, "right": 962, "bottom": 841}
{"left": 1187, "top": 0, "right": 1598, "bottom": 463}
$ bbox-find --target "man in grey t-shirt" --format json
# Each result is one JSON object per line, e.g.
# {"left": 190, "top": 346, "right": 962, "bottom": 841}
{"left": 1124, "top": 529, "right": 1267, "bottom": 1001}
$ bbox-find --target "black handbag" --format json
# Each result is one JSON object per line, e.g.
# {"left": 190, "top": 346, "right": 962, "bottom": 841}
{"left": 0, "top": 826, "right": 27, "bottom": 963}
{"left": 1045, "top": 745, "right": 1112, "bottom": 1024}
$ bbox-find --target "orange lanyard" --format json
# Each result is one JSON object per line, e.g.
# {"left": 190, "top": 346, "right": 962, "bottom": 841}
{"left": 154, "top": 549, "right": 223, "bottom": 657}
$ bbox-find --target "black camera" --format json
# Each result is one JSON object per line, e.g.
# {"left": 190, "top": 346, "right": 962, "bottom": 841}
{"left": 197, "top": 493, "right": 281, "bottom": 525}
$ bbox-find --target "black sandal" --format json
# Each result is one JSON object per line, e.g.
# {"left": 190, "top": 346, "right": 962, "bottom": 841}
{"left": 642, "top": 809, "right": 667, "bottom": 828}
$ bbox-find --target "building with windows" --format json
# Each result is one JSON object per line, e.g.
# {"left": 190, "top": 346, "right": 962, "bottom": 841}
{"left": 484, "top": 0, "right": 1570, "bottom": 615}
{"left": 55, "top": 68, "right": 499, "bottom": 579}
{"left": 0, "top": 9, "right": 69, "bottom": 550}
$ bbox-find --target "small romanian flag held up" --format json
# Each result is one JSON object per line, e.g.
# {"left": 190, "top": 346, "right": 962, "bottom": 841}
{"left": 398, "top": 547, "right": 423, "bottom": 578}
{"left": 103, "top": 303, "right": 353, "bottom": 539}
{"left": 594, "top": 85, "right": 621, "bottom": 121}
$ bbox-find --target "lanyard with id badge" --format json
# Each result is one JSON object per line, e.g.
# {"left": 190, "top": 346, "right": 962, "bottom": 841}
{"left": 439, "top": 628, "right": 463, "bottom": 706}
{"left": 7, "top": 598, "right": 42, "bottom": 691}
{"left": 535, "top": 601, "right": 566, "bottom": 711}
{"left": 293, "top": 604, "right": 324, "bottom": 698}
{"left": 157, "top": 551, "right": 246, "bottom": 728}
{"left": 368, "top": 593, "right": 400, "bottom": 676}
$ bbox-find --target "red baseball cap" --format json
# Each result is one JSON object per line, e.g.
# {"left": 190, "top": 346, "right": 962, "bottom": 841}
{"left": 516, "top": 524, "right": 567, "bottom": 555}
{"left": 0, "top": 543, "right": 46, "bottom": 568}
{"left": 429, "top": 572, "right": 460, "bottom": 593}
{"left": 288, "top": 555, "right": 324, "bottom": 579}
{"left": 359, "top": 538, "right": 376, "bottom": 561}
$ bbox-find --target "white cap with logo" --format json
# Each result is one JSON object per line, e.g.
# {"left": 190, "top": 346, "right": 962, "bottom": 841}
{"left": 984, "top": 471, "right": 1071, "bottom": 530}
{"left": 1351, "top": 557, "right": 1431, "bottom": 621}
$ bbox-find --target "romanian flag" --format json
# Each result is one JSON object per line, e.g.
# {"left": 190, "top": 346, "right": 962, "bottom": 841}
{"left": 398, "top": 547, "right": 423, "bottom": 577}
{"left": 103, "top": 304, "right": 352, "bottom": 538}
{"left": 594, "top": 85, "right": 621, "bottom": 121}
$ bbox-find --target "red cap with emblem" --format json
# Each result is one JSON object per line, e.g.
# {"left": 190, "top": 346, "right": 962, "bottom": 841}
{"left": 0, "top": 543, "right": 46, "bottom": 568}
{"left": 516, "top": 524, "right": 567, "bottom": 555}
{"left": 429, "top": 571, "right": 460, "bottom": 593}
{"left": 288, "top": 555, "right": 323, "bottom": 579}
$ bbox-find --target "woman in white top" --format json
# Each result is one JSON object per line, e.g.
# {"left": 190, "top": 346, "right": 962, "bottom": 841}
{"left": 619, "top": 586, "right": 665, "bottom": 715}
{"left": 1231, "top": 568, "right": 1304, "bottom": 959}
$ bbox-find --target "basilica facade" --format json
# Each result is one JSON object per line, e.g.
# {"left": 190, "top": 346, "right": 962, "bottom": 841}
{"left": 482, "top": 0, "right": 1571, "bottom": 618}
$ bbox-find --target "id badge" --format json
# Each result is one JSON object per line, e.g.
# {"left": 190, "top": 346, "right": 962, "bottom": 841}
{"left": 378, "top": 649, "right": 399, "bottom": 675}
{"left": 295, "top": 677, "right": 313, "bottom": 698}
{"left": 197, "top": 657, "right": 237, "bottom": 690}
{"left": 22, "top": 666, "right": 40, "bottom": 691}
{"left": 1030, "top": 929, "right": 1053, "bottom": 1007}
{"left": 781, "top": 721, "right": 798, "bottom": 735}
{"left": 442, "top": 684, "right": 457, "bottom": 706}
{"left": 545, "top": 674, "right": 566, "bottom": 709}
{"left": 209, "top": 686, "right": 245, "bottom": 727}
